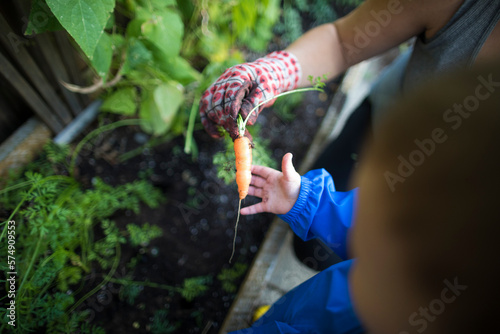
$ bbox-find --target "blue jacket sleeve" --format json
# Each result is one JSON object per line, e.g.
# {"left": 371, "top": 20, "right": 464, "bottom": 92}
{"left": 229, "top": 259, "right": 364, "bottom": 334}
{"left": 278, "top": 169, "right": 358, "bottom": 260}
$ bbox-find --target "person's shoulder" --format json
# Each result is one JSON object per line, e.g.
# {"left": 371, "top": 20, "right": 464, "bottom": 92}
{"left": 410, "top": 0, "right": 465, "bottom": 38}
{"left": 364, "top": 0, "right": 464, "bottom": 30}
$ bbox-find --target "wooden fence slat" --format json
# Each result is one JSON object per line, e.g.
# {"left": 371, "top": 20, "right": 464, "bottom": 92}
{"left": 0, "top": 51, "right": 64, "bottom": 133}
{"left": 54, "top": 31, "right": 90, "bottom": 107}
{"left": 0, "top": 14, "right": 74, "bottom": 126}
{"left": 35, "top": 33, "right": 82, "bottom": 116}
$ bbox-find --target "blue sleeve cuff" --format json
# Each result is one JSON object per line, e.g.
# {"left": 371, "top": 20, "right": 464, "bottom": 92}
{"left": 278, "top": 169, "right": 358, "bottom": 260}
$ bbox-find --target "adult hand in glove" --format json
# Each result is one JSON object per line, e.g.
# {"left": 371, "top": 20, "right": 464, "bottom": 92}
{"left": 199, "top": 51, "right": 302, "bottom": 140}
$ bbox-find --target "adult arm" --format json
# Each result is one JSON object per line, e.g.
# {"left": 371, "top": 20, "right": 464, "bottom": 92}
{"left": 286, "top": 0, "right": 427, "bottom": 87}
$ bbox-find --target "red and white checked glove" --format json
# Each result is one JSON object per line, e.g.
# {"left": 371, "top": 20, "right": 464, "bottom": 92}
{"left": 199, "top": 51, "right": 302, "bottom": 139}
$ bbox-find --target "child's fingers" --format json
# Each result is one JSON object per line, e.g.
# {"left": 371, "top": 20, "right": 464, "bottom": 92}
{"left": 247, "top": 185, "right": 263, "bottom": 198}
{"left": 240, "top": 202, "right": 265, "bottom": 215}
{"left": 250, "top": 165, "right": 274, "bottom": 179}
{"left": 250, "top": 174, "right": 267, "bottom": 188}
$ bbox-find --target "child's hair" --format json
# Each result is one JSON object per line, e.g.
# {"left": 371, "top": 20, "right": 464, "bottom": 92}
{"left": 359, "top": 61, "right": 500, "bottom": 333}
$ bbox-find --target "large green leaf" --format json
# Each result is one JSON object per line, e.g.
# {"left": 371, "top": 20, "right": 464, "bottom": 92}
{"left": 46, "top": 0, "right": 115, "bottom": 58}
{"left": 141, "top": 8, "right": 183, "bottom": 58}
{"left": 100, "top": 87, "right": 137, "bottom": 115}
{"left": 91, "top": 32, "right": 113, "bottom": 79}
{"left": 25, "top": 0, "right": 63, "bottom": 35}
{"left": 156, "top": 56, "right": 201, "bottom": 85}
{"left": 139, "top": 82, "right": 184, "bottom": 135}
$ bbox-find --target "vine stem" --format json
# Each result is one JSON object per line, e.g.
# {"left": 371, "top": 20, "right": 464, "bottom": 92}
{"left": 68, "top": 243, "right": 121, "bottom": 314}
{"left": 240, "top": 86, "right": 324, "bottom": 136}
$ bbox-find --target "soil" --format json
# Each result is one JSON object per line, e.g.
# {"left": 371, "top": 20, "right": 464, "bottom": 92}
{"left": 69, "top": 3, "right": 359, "bottom": 332}
{"left": 73, "top": 80, "right": 339, "bottom": 334}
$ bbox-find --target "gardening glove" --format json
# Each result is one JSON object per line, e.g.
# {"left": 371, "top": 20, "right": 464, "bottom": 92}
{"left": 199, "top": 51, "right": 302, "bottom": 140}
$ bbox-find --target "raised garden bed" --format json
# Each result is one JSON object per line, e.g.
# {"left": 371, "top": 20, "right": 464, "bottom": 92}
{"left": 55, "top": 83, "right": 337, "bottom": 333}
{"left": 0, "top": 2, "right": 360, "bottom": 332}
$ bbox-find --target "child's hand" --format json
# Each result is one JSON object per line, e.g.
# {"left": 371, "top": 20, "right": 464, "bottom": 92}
{"left": 241, "top": 153, "right": 301, "bottom": 216}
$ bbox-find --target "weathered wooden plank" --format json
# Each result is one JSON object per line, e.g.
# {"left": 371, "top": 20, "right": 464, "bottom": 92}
{"left": 0, "top": 51, "right": 64, "bottom": 133}
{"left": 54, "top": 31, "right": 90, "bottom": 107}
{"left": 0, "top": 14, "right": 74, "bottom": 125}
{"left": 35, "top": 33, "right": 82, "bottom": 116}
{"left": 0, "top": 117, "right": 52, "bottom": 181}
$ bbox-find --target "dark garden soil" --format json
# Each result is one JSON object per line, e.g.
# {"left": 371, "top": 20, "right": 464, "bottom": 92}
{"left": 73, "top": 79, "right": 339, "bottom": 334}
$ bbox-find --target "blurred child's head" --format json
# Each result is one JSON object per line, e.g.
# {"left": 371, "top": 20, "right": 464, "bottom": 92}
{"left": 349, "top": 62, "right": 500, "bottom": 334}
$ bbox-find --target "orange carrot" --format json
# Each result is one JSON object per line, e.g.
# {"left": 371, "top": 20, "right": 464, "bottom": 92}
{"left": 230, "top": 117, "right": 253, "bottom": 263}
{"left": 234, "top": 135, "right": 252, "bottom": 200}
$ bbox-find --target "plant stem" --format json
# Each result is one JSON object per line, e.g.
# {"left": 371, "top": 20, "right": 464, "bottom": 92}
{"left": 68, "top": 243, "right": 121, "bottom": 314}
{"left": 184, "top": 92, "right": 201, "bottom": 154}
{"left": 70, "top": 119, "right": 144, "bottom": 177}
{"left": 18, "top": 230, "right": 44, "bottom": 296}
{"left": 0, "top": 180, "right": 33, "bottom": 195}
{"left": 107, "top": 278, "right": 183, "bottom": 293}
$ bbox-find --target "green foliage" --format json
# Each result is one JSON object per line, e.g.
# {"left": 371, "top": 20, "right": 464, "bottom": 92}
{"left": 181, "top": 276, "right": 212, "bottom": 302}
{"left": 26, "top": 0, "right": 281, "bottom": 141}
{"left": 25, "top": 0, "right": 62, "bottom": 35}
{"left": 275, "top": 0, "right": 349, "bottom": 45}
{"left": 79, "top": 322, "right": 107, "bottom": 334}
{"left": 217, "top": 262, "right": 248, "bottom": 294}
{"left": 311, "top": 1, "right": 337, "bottom": 25}
{"left": 309, "top": 74, "right": 328, "bottom": 90}
{"left": 272, "top": 92, "right": 302, "bottom": 122}
{"left": 45, "top": 0, "right": 115, "bottom": 58}
{"left": 45, "top": 141, "right": 70, "bottom": 165}
{"left": 274, "top": 3, "right": 303, "bottom": 45}
{"left": 231, "top": 0, "right": 281, "bottom": 51}
{"left": 119, "top": 282, "right": 143, "bottom": 305}
{"left": 126, "top": 223, "right": 163, "bottom": 247}
{"left": 100, "top": 87, "right": 138, "bottom": 115}
{"left": 150, "top": 309, "right": 178, "bottom": 334}
{"left": 139, "top": 82, "right": 185, "bottom": 136}
{"left": 0, "top": 142, "right": 166, "bottom": 333}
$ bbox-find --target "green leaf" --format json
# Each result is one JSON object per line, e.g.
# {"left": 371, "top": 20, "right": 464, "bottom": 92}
{"left": 91, "top": 32, "right": 113, "bottom": 79}
{"left": 46, "top": 0, "right": 116, "bottom": 58}
{"left": 156, "top": 56, "right": 201, "bottom": 85}
{"left": 101, "top": 87, "right": 137, "bottom": 115}
{"left": 232, "top": 1, "right": 257, "bottom": 37}
{"left": 141, "top": 8, "right": 183, "bottom": 58}
{"left": 25, "top": 0, "right": 63, "bottom": 35}
{"left": 111, "top": 33, "right": 125, "bottom": 49}
{"left": 148, "top": 0, "right": 176, "bottom": 8}
{"left": 122, "top": 37, "right": 153, "bottom": 74}
{"left": 176, "top": 0, "right": 195, "bottom": 22}
{"left": 139, "top": 82, "right": 184, "bottom": 135}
